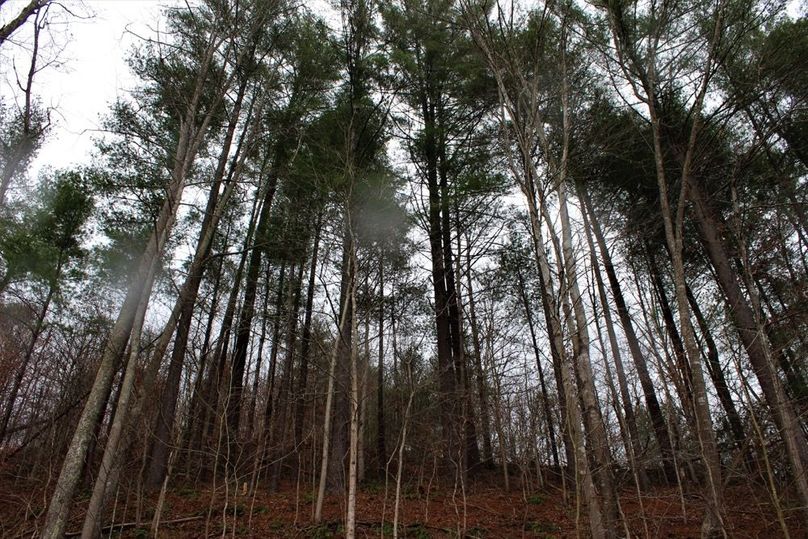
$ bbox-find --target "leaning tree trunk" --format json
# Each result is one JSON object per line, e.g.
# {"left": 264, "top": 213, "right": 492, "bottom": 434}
{"left": 80, "top": 265, "right": 155, "bottom": 539}
{"left": 580, "top": 203, "right": 648, "bottom": 489}
{"left": 145, "top": 79, "right": 253, "bottom": 487}
{"left": 688, "top": 177, "right": 808, "bottom": 525}
{"left": 556, "top": 176, "right": 620, "bottom": 538}
{"left": 39, "top": 52, "right": 224, "bottom": 530}
{"left": 581, "top": 189, "right": 676, "bottom": 484}
{"left": 41, "top": 162, "right": 184, "bottom": 539}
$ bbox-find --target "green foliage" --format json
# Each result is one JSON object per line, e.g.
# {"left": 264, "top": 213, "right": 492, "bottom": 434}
{"left": 368, "top": 521, "right": 395, "bottom": 536}
{"left": 0, "top": 96, "right": 50, "bottom": 192}
{"left": 524, "top": 520, "right": 560, "bottom": 537}
{"left": 177, "top": 486, "right": 198, "bottom": 498}
{"left": 0, "top": 170, "right": 93, "bottom": 288}
{"left": 526, "top": 494, "right": 544, "bottom": 505}
{"left": 353, "top": 168, "right": 410, "bottom": 251}
{"left": 305, "top": 521, "right": 343, "bottom": 538}
{"left": 406, "top": 523, "right": 431, "bottom": 538}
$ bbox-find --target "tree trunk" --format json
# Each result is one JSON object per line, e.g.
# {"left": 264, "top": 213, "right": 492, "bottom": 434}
{"left": 226, "top": 159, "right": 281, "bottom": 449}
{"left": 0, "top": 1, "right": 44, "bottom": 208}
{"left": 376, "top": 253, "right": 386, "bottom": 477}
{"left": 465, "top": 242, "right": 494, "bottom": 467}
{"left": 556, "top": 176, "right": 620, "bottom": 537}
{"left": 646, "top": 90, "right": 726, "bottom": 535}
{"left": 257, "top": 264, "right": 287, "bottom": 467}
{"left": 294, "top": 211, "right": 322, "bottom": 448}
{"left": 197, "top": 190, "right": 261, "bottom": 463}
{"left": 580, "top": 203, "right": 648, "bottom": 489}
{"left": 144, "top": 79, "right": 251, "bottom": 487}
{"left": 519, "top": 177, "right": 601, "bottom": 531}
{"left": 247, "top": 263, "right": 273, "bottom": 438}
{"left": 688, "top": 177, "right": 808, "bottom": 524}
{"left": 439, "top": 152, "right": 479, "bottom": 471}
{"left": 581, "top": 189, "right": 676, "bottom": 484}
{"left": 646, "top": 245, "right": 694, "bottom": 411}
{"left": 314, "top": 214, "right": 355, "bottom": 521}
{"left": 182, "top": 237, "right": 226, "bottom": 476}
{"left": 422, "top": 96, "right": 457, "bottom": 465}
{"left": 270, "top": 259, "right": 305, "bottom": 489}
{"left": 685, "top": 285, "right": 747, "bottom": 458}
{"left": 80, "top": 267, "right": 154, "bottom": 538}
{"left": 326, "top": 225, "right": 354, "bottom": 492}
{"left": 346, "top": 245, "right": 360, "bottom": 538}
{"left": 515, "top": 270, "right": 560, "bottom": 470}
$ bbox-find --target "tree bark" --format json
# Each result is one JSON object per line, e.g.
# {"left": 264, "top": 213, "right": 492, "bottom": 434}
{"left": 646, "top": 245, "right": 694, "bottom": 410}
{"left": 556, "top": 174, "right": 620, "bottom": 537}
{"left": 688, "top": 178, "right": 808, "bottom": 524}
{"left": 515, "top": 270, "right": 559, "bottom": 470}
{"left": 581, "top": 189, "right": 676, "bottom": 484}
{"left": 685, "top": 285, "right": 747, "bottom": 457}
{"left": 579, "top": 202, "right": 648, "bottom": 489}
{"left": 144, "top": 77, "right": 252, "bottom": 487}
{"left": 80, "top": 267, "right": 155, "bottom": 539}
{"left": 466, "top": 243, "right": 494, "bottom": 467}
{"left": 346, "top": 243, "right": 360, "bottom": 538}
{"left": 294, "top": 211, "right": 322, "bottom": 447}
{"left": 0, "top": 0, "right": 47, "bottom": 47}
{"left": 270, "top": 259, "right": 305, "bottom": 489}
{"left": 315, "top": 213, "right": 355, "bottom": 521}
{"left": 376, "top": 253, "right": 387, "bottom": 476}
{"left": 226, "top": 159, "right": 281, "bottom": 448}
{"left": 196, "top": 189, "right": 261, "bottom": 462}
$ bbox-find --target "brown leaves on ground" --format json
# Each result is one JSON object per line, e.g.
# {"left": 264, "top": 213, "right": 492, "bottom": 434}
{"left": 0, "top": 474, "right": 802, "bottom": 538}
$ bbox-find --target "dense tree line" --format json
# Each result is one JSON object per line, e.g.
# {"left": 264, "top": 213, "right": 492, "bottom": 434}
{"left": 0, "top": 0, "right": 805, "bottom": 537}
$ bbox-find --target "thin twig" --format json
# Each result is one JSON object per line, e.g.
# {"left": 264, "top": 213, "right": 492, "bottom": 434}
{"left": 63, "top": 515, "right": 203, "bottom": 537}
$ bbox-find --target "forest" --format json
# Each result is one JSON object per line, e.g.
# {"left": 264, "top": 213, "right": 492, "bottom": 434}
{"left": 0, "top": 0, "right": 806, "bottom": 537}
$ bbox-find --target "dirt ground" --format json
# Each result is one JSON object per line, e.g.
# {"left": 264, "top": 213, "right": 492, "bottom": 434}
{"left": 1, "top": 474, "right": 802, "bottom": 537}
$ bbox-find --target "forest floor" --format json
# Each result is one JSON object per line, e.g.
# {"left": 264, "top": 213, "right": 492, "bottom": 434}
{"left": 0, "top": 473, "right": 803, "bottom": 537}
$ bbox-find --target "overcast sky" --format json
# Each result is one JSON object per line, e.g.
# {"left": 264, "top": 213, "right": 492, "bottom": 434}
{"left": 1, "top": 1, "right": 183, "bottom": 179}
{"left": 2, "top": 0, "right": 804, "bottom": 185}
